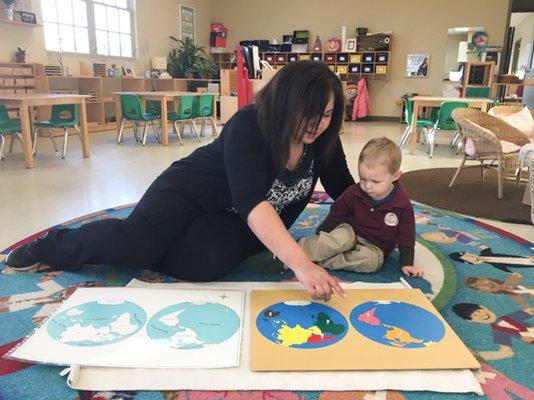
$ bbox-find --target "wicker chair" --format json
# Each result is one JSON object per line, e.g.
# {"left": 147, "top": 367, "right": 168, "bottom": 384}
{"left": 450, "top": 108, "right": 529, "bottom": 199}
{"left": 490, "top": 106, "right": 534, "bottom": 183}
{"left": 489, "top": 105, "right": 534, "bottom": 119}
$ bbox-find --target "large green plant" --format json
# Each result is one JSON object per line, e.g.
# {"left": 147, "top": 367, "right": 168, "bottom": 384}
{"left": 192, "top": 57, "right": 219, "bottom": 79}
{"left": 167, "top": 36, "right": 207, "bottom": 78}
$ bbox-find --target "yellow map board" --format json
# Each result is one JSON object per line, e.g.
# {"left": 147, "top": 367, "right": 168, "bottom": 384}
{"left": 250, "top": 289, "right": 480, "bottom": 371}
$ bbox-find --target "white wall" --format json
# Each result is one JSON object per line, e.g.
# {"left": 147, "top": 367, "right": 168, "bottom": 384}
{"left": 211, "top": 0, "right": 509, "bottom": 117}
{"left": 443, "top": 34, "right": 466, "bottom": 79}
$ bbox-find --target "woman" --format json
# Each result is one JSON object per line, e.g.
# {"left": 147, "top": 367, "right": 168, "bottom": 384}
{"left": 6, "top": 61, "right": 355, "bottom": 301}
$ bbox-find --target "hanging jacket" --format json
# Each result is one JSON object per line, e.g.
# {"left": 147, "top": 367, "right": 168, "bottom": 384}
{"left": 351, "top": 77, "right": 371, "bottom": 120}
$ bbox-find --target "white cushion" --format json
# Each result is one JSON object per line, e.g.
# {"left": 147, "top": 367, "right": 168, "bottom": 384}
{"left": 500, "top": 140, "right": 521, "bottom": 154}
{"left": 464, "top": 139, "right": 521, "bottom": 156}
{"left": 492, "top": 107, "right": 534, "bottom": 144}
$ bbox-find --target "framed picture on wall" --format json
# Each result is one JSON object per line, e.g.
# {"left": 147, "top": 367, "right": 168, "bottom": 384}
{"left": 19, "top": 11, "right": 37, "bottom": 24}
{"left": 180, "top": 4, "right": 195, "bottom": 42}
{"left": 122, "top": 67, "right": 135, "bottom": 77}
{"left": 405, "top": 53, "right": 430, "bottom": 77}
{"left": 346, "top": 39, "right": 357, "bottom": 52}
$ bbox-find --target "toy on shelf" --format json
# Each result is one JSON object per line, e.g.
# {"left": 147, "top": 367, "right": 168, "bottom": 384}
{"left": 313, "top": 35, "right": 322, "bottom": 52}
{"left": 327, "top": 37, "right": 342, "bottom": 52}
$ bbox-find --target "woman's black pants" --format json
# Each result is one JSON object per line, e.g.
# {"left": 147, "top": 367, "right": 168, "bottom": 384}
{"left": 37, "top": 186, "right": 265, "bottom": 281}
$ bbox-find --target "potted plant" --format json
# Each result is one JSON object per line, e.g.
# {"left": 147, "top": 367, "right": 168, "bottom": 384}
{"left": 167, "top": 36, "right": 207, "bottom": 78}
{"left": 15, "top": 46, "right": 25, "bottom": 63}
{"left": 1, "top": 0, "right": 17, "bottom": 21}
{"left": 193, "top": 57, "right": 219, "bottom": 79}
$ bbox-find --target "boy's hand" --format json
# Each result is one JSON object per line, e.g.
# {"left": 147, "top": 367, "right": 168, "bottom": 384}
{"left": 402, "top": 265, "right": 423, "bottom": 277}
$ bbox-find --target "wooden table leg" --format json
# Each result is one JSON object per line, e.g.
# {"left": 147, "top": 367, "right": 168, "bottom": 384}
{"left": 19, "top": 102, "right": 34, "bottom": 169}
{"left": 78, "top": 99, "right": 90, "bottom": 158}
{"left": 114, "top": 94, "right": 122, "bottom": 139}
{"left": 28, "top": 106, "right": 35, "bottom": 136}
{"left": 408, "top": 101, "right": 419, "bottom": 155}
{"left": 212, "top": 95, "right": 218, "bottom": 137}
{"left": 160, "top": 96, "right": 169, "bottom": 145}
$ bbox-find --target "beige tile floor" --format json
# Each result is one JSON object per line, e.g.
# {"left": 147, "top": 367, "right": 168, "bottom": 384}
{"left": 0, "top": 121, "right": 532, "bottom": 251}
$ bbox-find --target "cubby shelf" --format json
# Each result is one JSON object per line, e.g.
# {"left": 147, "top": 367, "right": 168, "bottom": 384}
{"left": 212, "top": 34, "right": 393, "bottom": 81}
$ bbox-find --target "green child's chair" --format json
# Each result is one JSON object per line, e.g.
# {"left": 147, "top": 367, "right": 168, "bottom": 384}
{"left": 0, "top": 105, "right": 23, "bottom": 161}
{"left": 398, "top": 97, "right": 434, "bottom": 150}
{"left": 424, "top": 101, "right": 468, "bottom": 158}
{"left": 167, "top": 95, "right": 200, "bottom": 145}
{"left": 194, "top": 94, "right": 218, "bottom": 138}
{"left": 32, "top": 104, "right": 80, "bottom": 159}
{"left": 117, "top": 94, "right": 160, "bottom": 145}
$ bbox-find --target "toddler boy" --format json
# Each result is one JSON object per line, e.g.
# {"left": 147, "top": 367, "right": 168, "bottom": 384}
{"left": 299, "top": 137, "right": 422, "bottom": 276}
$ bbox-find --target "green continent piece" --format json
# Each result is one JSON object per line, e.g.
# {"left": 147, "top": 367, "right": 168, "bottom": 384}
{"left": 315, "top": 312, "right": 345, "bottom": 335}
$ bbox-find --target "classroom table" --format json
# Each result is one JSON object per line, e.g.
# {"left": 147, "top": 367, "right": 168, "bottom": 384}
{"left": 112, "top": 91, "right": 218, "bottom": 146}
{"left": 407, "top": 96, "right": 493, "bottom": 155}
{"left": 0, "top": 94, "right": 91, "bottom": 168}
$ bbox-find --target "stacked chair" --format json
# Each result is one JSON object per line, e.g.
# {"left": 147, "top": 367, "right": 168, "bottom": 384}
{"left": 0, "top": 104, "right": 22, "bottom": 161}
{"left": 167, "top": 95, "right": 200, "bottom": 145}
{"left": 194, "top": 94, "right": 218, "bottom": 138}
{"left": 117, "top": 94, "right": 160, "bottom": 146}
{"left": 423, "top": 101, "right": 468, "bottom": 158}
{"left": 32, "top": 104, "right": 80, "bottom": 159}
{"left": 398, "top": 97, "right": 434, "bottom": 150}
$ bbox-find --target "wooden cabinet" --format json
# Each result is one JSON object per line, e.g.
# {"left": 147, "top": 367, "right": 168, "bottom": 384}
{"left": 0, "top": 63, "right": 43, "bottom": 118}
{"left": 211, "top": 51, "right": 235, "bottom": 70}
{"left": 256, "top": 34, "right": 392, "bottom": 81}
{"left": 461, "top": 61, "right": 495, "bottom": 98}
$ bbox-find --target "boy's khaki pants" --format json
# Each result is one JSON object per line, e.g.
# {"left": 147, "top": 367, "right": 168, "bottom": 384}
{"left": 298, "top": 223, "right": 384, "bottom": 273}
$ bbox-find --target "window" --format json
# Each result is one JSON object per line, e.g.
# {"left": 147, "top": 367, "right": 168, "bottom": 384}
{"left": 94, "top": 0, "right": 133, "bottom": 57}
{"left": 42, "top": 0, "right": 90, "bottom": 53}
{"left": 41, "top": 0, "right": 135, "bottom": 58}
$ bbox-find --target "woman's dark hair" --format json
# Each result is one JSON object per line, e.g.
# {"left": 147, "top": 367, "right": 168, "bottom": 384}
{"left": 254, "top": 61, "right": 344, "bottom": 173}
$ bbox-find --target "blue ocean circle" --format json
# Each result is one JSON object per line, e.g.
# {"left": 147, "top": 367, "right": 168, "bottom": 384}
{"left": 146, "top": 302, "right": 240, "bottom": 349}
{"left": 256, "top": 301, "right": 348, "bottom": 349}
{"left": 47, "top": 300, "right": 146, "bottom": 346}
{"left": 350, "top": 301, "right": 445, "bottom": 348}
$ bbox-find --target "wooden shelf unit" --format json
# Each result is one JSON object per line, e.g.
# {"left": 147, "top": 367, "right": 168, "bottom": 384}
{"left": 0, "top": 63, "right": 44, "bottom": 118}
{"left": 257, "top": 35, "right": 392, "bottom": 81}
{"left": 492, "top": 80, "right": 534, "bottom": 104}
{"left": 211, "top": 52, "right": 235, "bottom": 70}
{"left": 0, "top": 18, "right": 41, "bottom": 27}
{"left": 461, "top": 61, "right": 495, "bottom": 98}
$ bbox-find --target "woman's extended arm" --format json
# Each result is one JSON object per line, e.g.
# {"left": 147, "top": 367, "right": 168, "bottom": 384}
{"left": 247, "top": 200, "right": 345, "bottom": 301}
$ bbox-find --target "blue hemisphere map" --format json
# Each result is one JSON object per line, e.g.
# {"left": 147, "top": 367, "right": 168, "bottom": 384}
{"left": 350, "top": 300, "right": 446, "bottom": 348}
{"left": 256, "top": 301, "right": 348, "bottom": 349}
{"left": 47, "top": 300, "right": 147, "bottom": 346}
{"left": 146, "top": 302, "right": 241, "bottom": 349}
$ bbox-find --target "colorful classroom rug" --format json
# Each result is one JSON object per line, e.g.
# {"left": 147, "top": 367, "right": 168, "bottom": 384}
{"left": 0, "top": 193, "right": 532, "bottom": 400}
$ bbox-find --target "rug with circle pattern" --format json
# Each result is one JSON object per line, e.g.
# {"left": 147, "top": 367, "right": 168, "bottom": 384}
{"left": 0, "top": 194, "right": 532, "bottom": 400}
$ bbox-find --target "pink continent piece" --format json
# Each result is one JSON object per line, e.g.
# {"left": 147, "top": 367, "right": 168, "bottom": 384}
{"left": 357, "top": 307, "right": 381, "bottom": 326}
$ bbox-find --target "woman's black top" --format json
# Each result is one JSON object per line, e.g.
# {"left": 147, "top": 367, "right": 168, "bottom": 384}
{"left": 138, "top": 105, "right": 355, "bottom": 228}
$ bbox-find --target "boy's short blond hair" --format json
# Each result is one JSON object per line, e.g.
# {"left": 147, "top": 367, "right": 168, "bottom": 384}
{"left": 358, "top": 137, "right": 402, "bottom": 174}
